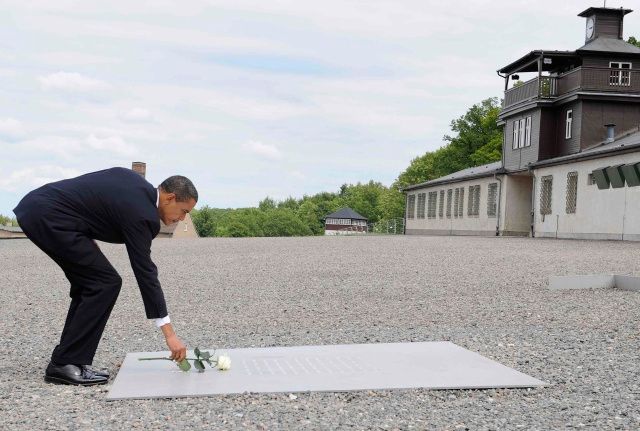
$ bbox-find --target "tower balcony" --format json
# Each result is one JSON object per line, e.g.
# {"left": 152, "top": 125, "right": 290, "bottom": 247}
{"left": 502, "top": 66, "right": 640, "bottom": 112}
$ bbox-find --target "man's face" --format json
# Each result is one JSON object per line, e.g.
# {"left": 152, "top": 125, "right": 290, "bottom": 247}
{"left": 158, "top": 192, "right": 196, "bottom": 225}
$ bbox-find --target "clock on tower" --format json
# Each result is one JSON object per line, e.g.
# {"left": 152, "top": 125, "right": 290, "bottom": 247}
{"left": 578, "top": 7, "right": 632, "bottom": 43}
{"left": 585, "top": 16, "right": 595, "bottom": 41}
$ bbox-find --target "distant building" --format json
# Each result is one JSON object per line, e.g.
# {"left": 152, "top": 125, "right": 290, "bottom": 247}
{"left": 131, "top": 162, "right": 199, "bottom": 239}
{"left": 403, "top": 6, "right": 640, "bottom": 241}
{"left": 156, "top": 214, "right": 199, "bottom": 238}
{"left": 0, "top": 226, "right": 25, "bottom": 239}
{"left": 323, "top": 208, "right": 368, "bottom": 235}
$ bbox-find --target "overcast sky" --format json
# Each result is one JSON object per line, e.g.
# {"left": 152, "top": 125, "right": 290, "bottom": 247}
{"left": 1, "top": 0, "right": 637, "bottom": 215}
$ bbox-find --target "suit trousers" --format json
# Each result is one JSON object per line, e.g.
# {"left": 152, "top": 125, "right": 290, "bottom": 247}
{"left": 16, "top": 200, "right": 122, "bottom": 365}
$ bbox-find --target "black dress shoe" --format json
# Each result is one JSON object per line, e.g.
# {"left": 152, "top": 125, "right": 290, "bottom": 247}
{"left": 44, "top": 362, "right": 108, "bottom": 386}
{"left": 81, "top": 364, "right": 109, "bottom": 379}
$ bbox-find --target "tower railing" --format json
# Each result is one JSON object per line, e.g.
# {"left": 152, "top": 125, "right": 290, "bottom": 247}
{"left": 502, "top": 67, "right": 640, "bottom": 110}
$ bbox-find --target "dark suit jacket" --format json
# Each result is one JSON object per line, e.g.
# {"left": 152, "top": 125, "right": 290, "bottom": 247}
{"left": 14, "top": 167, "right": 167, "bottom": 318}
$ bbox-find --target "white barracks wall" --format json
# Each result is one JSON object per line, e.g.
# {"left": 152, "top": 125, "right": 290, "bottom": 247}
{"left": 533, "top": 153, "right": 640, "bottom": 241}
{"left": 405, "top": 176, "right": 503, "bottom": 236}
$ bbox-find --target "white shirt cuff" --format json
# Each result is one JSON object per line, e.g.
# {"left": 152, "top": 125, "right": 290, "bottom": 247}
{"left": 154, "top": 315, "right": 171, "bottom": 327}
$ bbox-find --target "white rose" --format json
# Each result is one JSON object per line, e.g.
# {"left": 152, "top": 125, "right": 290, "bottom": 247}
{"left": 216, "top": 355, "right": 231, "bottom": 371}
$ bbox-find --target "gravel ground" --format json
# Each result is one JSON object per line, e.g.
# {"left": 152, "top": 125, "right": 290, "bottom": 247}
{"left": 1, "top": 235, "right": 640, "bottom": 430}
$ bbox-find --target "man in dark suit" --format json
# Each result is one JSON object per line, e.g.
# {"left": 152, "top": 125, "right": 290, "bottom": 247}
{"left": 14, "top": 167, "right": 198, "bottom": 386}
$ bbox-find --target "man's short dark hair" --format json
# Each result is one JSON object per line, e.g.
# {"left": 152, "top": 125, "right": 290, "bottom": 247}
{"left": 160, "top": 176, "right": 198, "bottom": 202}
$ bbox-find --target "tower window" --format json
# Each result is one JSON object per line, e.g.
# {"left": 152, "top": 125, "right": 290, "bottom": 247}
{"left": 518, "top": 119, "right": 526, "bottom": 148}
{"left": 565, "top": 110, "right": 573, "bottom": 139}
{"left": 609, "top": 62, "right": 631, "bottom": 86}
{"left": 513, "top": 116, "right": 531, "bottom": 149}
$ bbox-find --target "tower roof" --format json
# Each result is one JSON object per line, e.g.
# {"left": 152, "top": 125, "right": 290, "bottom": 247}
{"left": 324, "top": 208, "right": 368, "bottom": 221}
{"left": 577, "top": 37, "right": 640, "bottom": 54}
{"left": 578, "top": 7, "right": 632, "bottom": 18}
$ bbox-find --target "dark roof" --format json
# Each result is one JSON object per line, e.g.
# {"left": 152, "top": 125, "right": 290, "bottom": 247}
{"left": 497, "top": 37, "right": 640, "bottom": 74}
{"left": 578, "top": 7, "right": 632, "bottom": 18}
{"left": 402, "top": 161, "right": 504, "bottom": 192}
{"left": 530, "top": 128, "right": 640, "bottom": 168}
{"left": 577, "top": 37, "right": 640, "bottom": 55}
{"left": 498, "top": 50, "right": 578, "bottom": 74}
{"left": 324, "top": 208, "right": 367, "bottom": 221}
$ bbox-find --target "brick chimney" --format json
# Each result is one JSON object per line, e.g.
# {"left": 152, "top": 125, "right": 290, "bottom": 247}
{"left": 132, "top": 162, "right": 146, "bottom": 178}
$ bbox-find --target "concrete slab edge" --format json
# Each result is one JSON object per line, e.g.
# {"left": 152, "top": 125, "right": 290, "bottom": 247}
{"left": 614, "top": 275, "right": 640, "bottom": 292}
{"left": 548, "top": 274, "right": 640, "bottom": 291}
{"left": 548, "top": 275, "right": 614, "bottom": 290}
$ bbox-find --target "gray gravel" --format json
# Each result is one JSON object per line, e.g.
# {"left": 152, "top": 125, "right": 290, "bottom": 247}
{"left": 1, "top": 235, "right": 640, "bottom": 430}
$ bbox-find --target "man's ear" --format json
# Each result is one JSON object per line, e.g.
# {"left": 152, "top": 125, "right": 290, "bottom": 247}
{"left": 166, "top": 192, "right": 177, "bottom": 203}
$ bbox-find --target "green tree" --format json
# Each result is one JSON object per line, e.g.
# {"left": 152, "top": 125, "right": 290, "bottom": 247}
{"left": 0, "top": 214, "right": 16, "bottom": 226}
{"left": 628, "top": 36, "right": 640, "bottom": 48}
{"left": 339, "top": 181, "right": 386, "bottom": 223}
{"left": 442, "top": 97, "right": 502, "bottom": 170}
{"left": 190, "top": 206, "right": 216, "bottom": 236}
{"left": 258, "top": 197, "right": 277, "bottom": 211}
{"left": 378, "top": 186, "right": 406, "bottom": 220}
{"left": 261, "top": 208, "right": 312, "bottom": 237}
{"left": 396, "top": 97, "right": 502, "bottom": 189}
{"left": 297, "top": 200, "right": 324, "bottom": 235}
{"left": 396, "top": 152, "right": 437, "bottom": 188}
{"left": 277, "top": 196, "right": 300, "bottom": 211}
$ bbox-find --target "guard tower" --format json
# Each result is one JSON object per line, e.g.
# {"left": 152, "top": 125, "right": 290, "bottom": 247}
{"left": 497, "top": 6, "right": 640, "bottom": 171}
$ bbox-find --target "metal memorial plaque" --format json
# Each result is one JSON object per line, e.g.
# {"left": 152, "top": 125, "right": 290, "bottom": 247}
{"left": 106, "top": 341, "right": 545, "bottom": 400}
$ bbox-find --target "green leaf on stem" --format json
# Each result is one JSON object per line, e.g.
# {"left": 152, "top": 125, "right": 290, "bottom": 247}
{"left": 194, "top": 359, "right": 205, "bottom": 372}
{"left": 200, "top": 351, "right": 211, "bottom": 360}
{"left": 178, "top": 359, "right": 191, "bottom": 372}
{"left": 194, "top": 347, "right": 201, "bottom": 358}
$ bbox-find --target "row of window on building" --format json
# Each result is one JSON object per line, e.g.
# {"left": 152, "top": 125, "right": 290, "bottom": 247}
{"left": 325, "top": 218, "right": 367, "bottom": 226}
{"left": 409, "top": 169, "right": 612, "bottom": 221}
{"left": 407, "top": 183, "right": 498, "bottom": 220}
{"left": 511, "top": 111, "right": 573, "bottom": 151}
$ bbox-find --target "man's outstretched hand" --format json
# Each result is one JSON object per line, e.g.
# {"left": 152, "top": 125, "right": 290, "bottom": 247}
{"left": 166, "top": 335, "right": 187, "bottom": 362}
{"left": 160, "top": 323, "right": 187, "bottom": 362}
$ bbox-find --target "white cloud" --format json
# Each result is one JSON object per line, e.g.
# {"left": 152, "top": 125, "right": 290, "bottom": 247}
{"left": 86, "top": 134, "right": 137, "bottom": 157}
{"left": 289, "top": 170, "right": 305, "bottom": 180}
{"left": 0, "top": 68, "right": 17, "bottom": 78}
{"left": 20, "top": 135, "right": 82, "bottom": 158}
{"left": 19, "top": 134, "right": 137, "bottom": 159}
{"left": 38, "top": 71, "right": 110, "bottom": 92}
{"left": 37, "top": 51, "right": 122, "bottom": 66}
{"left": 205, "top": 93, "right": 309, "bottom": 121}
{"left": 0, "top": 165, "right": 81, "bottom": 192}
{"left": 242, "top": 140, "right": 282, "bottom": 160}
{"left": 120, "top": 107, "right": 153, "bottom": 123}
{"left": 0, "top": 118, "right": 25, "bottom": 141}
{"left": 23, "top": 15, "right": 295, "bottom": 56}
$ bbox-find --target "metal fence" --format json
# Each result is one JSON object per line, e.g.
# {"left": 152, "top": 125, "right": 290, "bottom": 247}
{"left": 369, "top": 218, "right": 405, "bottom": 235}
